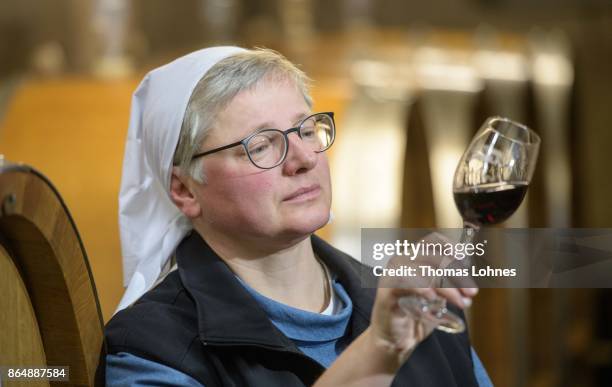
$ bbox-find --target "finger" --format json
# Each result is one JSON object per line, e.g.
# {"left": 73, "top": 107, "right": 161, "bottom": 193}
{"left": 439, "top": 268, "right": 478, "bottom": 289}
{"left": 460, "top": 287, "right": 479, "bottom": 297}
{"left": 392, "top": 287, "right": 437, "bottom": 302}
{"left": 396, "top": 291, "right": 440, "bottom": 323}
{"left": 457, "top": 287, "right": 479, "bottom": 307}
{"left": 434, "top": 288, "right": 467, "bottom": 309}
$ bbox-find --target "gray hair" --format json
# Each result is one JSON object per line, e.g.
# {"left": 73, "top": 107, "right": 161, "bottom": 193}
{"left": 173, "top": 48, "right": 312, "bottom": 183}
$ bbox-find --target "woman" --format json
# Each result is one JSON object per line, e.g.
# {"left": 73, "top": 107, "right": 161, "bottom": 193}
{"left": 98, "top": 46, "right": 491, "bottom": 386}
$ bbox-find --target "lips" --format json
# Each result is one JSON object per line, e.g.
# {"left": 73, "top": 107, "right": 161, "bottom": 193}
{"left": 283, "top": 184, "right": 321, "bottom": 202}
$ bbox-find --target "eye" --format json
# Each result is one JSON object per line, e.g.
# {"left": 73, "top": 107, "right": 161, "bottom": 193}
{"left": 301, "top": 118, "right": 318, "bottom": 138}
{"left": 301, "top": 127, "right": 316, "bottom": 138}
{"left": 247, "top": 135, "right": 273, "bottom": 157}
{"left": 250, "top": 143, "right": 269, "bottom": 155}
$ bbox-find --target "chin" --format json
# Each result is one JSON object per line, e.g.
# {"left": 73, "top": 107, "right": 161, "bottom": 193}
{"left": 281, "top": 207, "right": 330, "bottom": 237}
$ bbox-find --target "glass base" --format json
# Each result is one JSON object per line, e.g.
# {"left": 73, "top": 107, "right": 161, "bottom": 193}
{"left": 398, "top": 296, "right": 466, "bottom": 334}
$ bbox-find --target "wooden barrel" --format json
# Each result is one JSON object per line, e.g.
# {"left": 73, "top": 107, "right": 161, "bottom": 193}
{"left": 0, "top": 160, "right": 103, "bottom": 387}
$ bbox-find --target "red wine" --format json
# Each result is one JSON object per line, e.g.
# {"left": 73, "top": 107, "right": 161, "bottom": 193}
{"left": 453, "top": 183, "right": 528, "bottom": 225}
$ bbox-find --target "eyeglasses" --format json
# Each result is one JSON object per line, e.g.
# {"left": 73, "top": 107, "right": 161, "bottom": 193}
{"left": 191, "top": 112, "right": 335, "bottom": 169}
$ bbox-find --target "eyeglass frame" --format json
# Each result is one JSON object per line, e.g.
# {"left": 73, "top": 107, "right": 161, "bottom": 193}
{"left": 190, "top": 112, "right": 335, "bottom": 170}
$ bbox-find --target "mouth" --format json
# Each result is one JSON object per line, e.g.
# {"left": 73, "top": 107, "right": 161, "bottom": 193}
{"left": 283, "top": 184, "right": 321, "bottom": 203}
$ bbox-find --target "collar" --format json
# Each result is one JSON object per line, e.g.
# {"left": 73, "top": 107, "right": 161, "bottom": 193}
{"left": 241, "top": 277, "right": 353, "bottom": 342}
{"left": 175, "top": 231, "right": 374, "bottom": 350}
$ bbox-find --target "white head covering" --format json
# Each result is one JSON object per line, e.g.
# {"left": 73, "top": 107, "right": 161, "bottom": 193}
{"left": 116, "top": 46, "right": 246, "bottom": 312}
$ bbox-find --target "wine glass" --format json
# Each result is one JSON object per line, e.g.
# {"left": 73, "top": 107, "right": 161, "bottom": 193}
{"left": 453, "top": 116, "right": 540, "bottom": 239}
{"left": 399, "top": 117, "right": 540, "bottom": 334}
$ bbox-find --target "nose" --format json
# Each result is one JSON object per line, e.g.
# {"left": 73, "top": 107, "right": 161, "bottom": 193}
{"left": 282, "top": 131, "right": 317, "bottom": 175}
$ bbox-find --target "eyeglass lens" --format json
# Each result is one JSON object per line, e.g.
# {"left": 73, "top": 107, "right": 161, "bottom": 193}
{"left": 246, "top": 113, "right": 334, "bottom": 169}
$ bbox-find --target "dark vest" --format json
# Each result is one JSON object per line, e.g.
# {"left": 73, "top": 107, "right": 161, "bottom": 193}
{"left": 97, "top": 232, "right": 478, "bottom": 386}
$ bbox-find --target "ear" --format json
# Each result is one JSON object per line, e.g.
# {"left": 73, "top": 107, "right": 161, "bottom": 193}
{"left": 170, "top": 167, "right": 202, "bottom": 219}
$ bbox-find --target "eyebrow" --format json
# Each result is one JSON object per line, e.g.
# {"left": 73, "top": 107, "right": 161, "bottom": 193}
{"left": 207, "top": 112, "right": 313, "bottom": 153}
{"left": 251, "top": 112, "right": 311, "bottom": 133}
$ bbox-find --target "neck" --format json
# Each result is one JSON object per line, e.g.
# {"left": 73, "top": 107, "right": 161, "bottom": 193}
{"left": 192, "top": 227, "right": 329, "bottom": 313}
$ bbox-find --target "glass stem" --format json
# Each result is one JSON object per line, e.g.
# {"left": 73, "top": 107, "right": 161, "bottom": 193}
{"left": 440, "top": 221, "right": 481, "bottom": 289}
{"left": 460, "top": 221, "right": 480, "bottom": 244}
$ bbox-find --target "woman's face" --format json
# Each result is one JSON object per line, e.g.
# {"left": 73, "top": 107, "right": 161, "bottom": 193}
{"left": 188, "top": 77, "right": 332, "bottom": 246}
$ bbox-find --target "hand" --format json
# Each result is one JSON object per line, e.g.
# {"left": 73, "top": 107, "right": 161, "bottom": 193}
{"left": 369, "top": 286, "right": 477, "bottom": 367}
{"left": 368, "top": 232, "right": 479, "bottom": 367}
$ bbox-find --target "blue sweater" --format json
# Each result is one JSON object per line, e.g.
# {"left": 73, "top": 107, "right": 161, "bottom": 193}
{"left": 107, "top": 280, "right": 493, "bottom": 386}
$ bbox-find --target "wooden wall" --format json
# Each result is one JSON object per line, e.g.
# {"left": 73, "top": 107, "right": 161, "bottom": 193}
{"left": 0, "top": 77, "right": 138, "bottom": 321}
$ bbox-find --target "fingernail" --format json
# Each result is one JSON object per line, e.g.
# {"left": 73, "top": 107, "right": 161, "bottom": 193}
{"left": 464, "top": 288, "right": 478, "bottom": 296}
{"left": 462, "top": 297, "right": 472, "bottom": 307}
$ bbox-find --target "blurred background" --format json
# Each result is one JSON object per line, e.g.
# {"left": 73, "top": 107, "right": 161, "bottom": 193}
{"left": 0, "top": 0, "right": 610, "bottom": 386}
